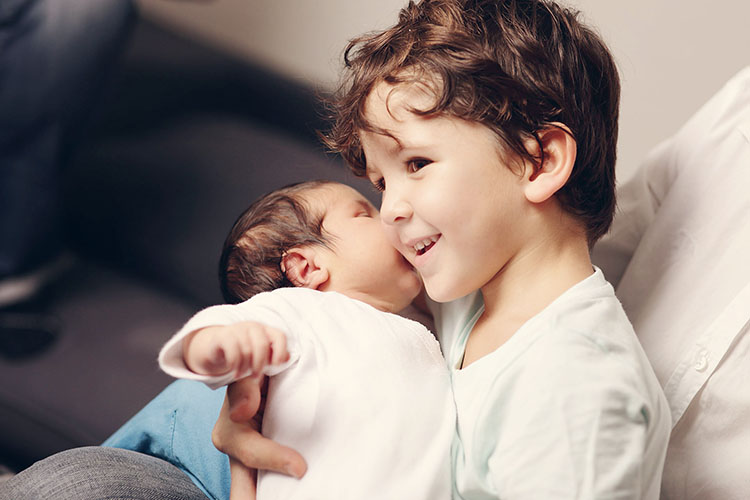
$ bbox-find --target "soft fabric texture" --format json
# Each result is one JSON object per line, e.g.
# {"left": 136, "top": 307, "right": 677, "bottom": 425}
{"left": 0, "top": 446, "right": 208, "bottom": 500}
{"left": 160, "top": 287, "right": 454, "bottom": 500}
{"left": 103, "top": 380, "right": 230, "bottom": 500}
{"left": 592, "top": 66, "right": 750, "bottom": 499}
{"left": 432, "top": 268, "right": 670, "bottom": 499}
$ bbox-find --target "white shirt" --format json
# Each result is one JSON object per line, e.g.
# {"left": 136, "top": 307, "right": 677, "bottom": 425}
{"left": 160, "top": 288, "right": 454, "bottom": 500}
{"left": 432, "top": 269, "right": 670, "bottom": 499}
{"left": 592, "top": 67, "right": 750, "bottom": 499}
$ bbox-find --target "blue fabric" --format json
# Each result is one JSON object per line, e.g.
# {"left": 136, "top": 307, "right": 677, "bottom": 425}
{"left": 0, "top": 0, "right": 135, "bottom": 277}
{"left": 103, "top": 380, "right": 231, "bottom": 500}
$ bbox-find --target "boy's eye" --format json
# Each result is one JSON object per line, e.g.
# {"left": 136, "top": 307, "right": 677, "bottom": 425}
{"left": 406, "top": 158, "right": 432, "bottom": 173}
{"left": 371, "top": 178, "right": 385, "bottom": 193}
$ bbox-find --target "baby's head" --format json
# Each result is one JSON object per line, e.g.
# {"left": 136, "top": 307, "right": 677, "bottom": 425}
{"left": 324, "top": 0, "right": 620, "bottom": 246}
{"left": 220, "top": 180, "right": 421, "bottom": 312}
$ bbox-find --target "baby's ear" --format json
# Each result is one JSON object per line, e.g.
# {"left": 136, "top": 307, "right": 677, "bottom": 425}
{"left": 281, "top": 247, "right": 329, "bottom": 290}
{"left": 523, "top": 124, "right": 577, "bottom": 203}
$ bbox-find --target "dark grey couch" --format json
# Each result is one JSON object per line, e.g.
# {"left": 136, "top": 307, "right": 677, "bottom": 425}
{"left": 0, "top": 15, "right": 372, "bottom": 471}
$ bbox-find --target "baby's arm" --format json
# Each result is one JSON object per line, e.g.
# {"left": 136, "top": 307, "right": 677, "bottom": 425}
{"left": 179, "top": 324, "right": 290, "bottom": 500}
{"left": 159, "top": 298, "right": 299, "bottom": 388}
{"left": 183, "top": 322, "right": 289, "bottom": 379}
{"left": 157, "top": 294, "right": 306, "bottom": 500}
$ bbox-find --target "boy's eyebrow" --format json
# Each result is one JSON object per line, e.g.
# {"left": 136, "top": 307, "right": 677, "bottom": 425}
{"left": 388, "top": 130, "right": 434, "bottom": 154}
{"left": 390, "top": 135, "right": 405, "bottom": 151}
{"left": 381, "top": 135, "right": 428, "bottom": 157}
{"left": 370, "top": 127, "right": 406, "bottom": 153}
{"left": 361, "top": 132, "right": 428, "bottom": 178}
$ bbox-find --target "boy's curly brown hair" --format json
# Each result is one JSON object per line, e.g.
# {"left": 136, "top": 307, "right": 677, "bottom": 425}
{"left": 322, "top": 0, "right": 620, "bottom": 245}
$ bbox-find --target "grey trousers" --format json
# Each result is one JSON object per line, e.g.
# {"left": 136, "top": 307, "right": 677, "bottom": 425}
{"left": 0, "top": 447, "right": 209, "bottom": 500}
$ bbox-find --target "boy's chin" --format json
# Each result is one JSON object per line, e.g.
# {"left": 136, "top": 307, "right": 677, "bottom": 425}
{"left": 423, "top": 280, "right": 462, "bottom": 304}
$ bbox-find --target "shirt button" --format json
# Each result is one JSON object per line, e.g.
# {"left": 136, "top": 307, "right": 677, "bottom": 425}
{"left": 694, "top": 349, "right": 709, "bottom": 372}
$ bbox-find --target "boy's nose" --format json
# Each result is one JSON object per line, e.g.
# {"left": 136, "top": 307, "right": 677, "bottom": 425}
{"left": 380, "top": 192, "right": 412, "bottom": 225}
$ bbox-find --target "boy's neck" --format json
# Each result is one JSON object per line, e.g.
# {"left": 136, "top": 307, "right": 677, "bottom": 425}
{"left": 462, "top": 226, "right": 593, "bottom": 368}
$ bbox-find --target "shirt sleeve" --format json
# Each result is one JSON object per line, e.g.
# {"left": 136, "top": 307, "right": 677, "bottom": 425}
{"left": 158, "top": 298, "right": 298, "bottom": 389}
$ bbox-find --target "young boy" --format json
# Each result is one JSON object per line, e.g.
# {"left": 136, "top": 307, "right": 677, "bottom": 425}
{"left": 310, "top": 0, "right": 672, "bottom": 497}
{"left": 158, "top": 180, "right": 454, "bottom": 500}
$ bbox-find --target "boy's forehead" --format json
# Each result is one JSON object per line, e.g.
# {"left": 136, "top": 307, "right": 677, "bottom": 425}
{"left": 360, "top": 81, "right": 440, "bottom": 171}
{"left": 363, "top": 80, "right": 436, "bottom": 129}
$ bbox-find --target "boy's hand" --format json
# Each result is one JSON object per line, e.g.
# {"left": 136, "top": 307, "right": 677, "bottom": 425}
{"left": 214, "top": 376, "right": 308, "bottom": 500}
{"left": 183, "top": 322, "right": 289, "bottom": 378}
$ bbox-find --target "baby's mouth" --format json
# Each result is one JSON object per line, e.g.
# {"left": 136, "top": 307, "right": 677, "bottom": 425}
{"left": 414, "top": 235, "right": 439, "bottom": 256}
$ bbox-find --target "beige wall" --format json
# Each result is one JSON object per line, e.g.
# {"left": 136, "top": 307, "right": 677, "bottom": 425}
{"left": 137, "top": 0, "right": 750, "bottom": 180}
{"left": 136, "top": 0, "right": 406, "bottom": 86}
{"left": 572, "top": 0, "right": 749, "bottom": 180}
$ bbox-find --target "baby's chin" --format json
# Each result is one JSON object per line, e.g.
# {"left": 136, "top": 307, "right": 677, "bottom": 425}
{"left": 383, "top": 282, "right": 422, "bottom": 314}
{"left": 398, "top": 291, "right": 422, "bottom": 313}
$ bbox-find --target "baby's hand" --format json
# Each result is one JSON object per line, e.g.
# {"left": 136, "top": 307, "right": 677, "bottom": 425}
{"left": 183, "top": 322, "right": 289, "bottom": 379}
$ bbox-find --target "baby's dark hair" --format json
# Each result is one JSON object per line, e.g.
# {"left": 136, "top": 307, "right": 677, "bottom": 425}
{"left": 323, "top": 0, "right": 620, "bottom": 245}
{"left": 219, "top": 180, "right": 336, "bottom": 304}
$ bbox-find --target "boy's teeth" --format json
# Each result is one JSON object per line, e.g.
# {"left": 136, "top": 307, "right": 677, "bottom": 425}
{"left": 413, "top": 236, "right": 438, "bottom": 252}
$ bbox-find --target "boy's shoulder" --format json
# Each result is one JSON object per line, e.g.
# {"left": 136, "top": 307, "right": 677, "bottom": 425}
{"left": 539, "top": 267, "right": 633, "bottom": 340}
{"left": 519, "top": 268, "right": 653, "bottom": 386}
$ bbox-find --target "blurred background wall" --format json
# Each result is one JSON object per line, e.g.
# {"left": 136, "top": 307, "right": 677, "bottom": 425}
{"left": 136, "top": 0, "right": 750, "bottom": 182}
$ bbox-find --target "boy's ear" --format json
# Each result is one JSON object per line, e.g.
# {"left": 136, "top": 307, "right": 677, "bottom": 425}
{"left": 523, "top": 124, "right": 577, "bottom": 204}
{"left": 280, "top": 247, "right": 329, "bottom": 290}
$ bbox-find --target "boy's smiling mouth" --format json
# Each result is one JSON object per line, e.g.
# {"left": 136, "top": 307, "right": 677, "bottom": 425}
{"left": 413, "top": 235, "right": 440, "bottom": 256}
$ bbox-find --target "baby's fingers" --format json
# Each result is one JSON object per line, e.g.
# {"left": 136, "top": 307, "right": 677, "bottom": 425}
{"left": 243, "top": 325, "right": 289, "bottom": 376}
{"left": 248, "top": 329, "right": 272, "bottom": 376}
{"left": 204, "top": 341, "right": 231, "bottom": 374}
{"left": 265, "top": 327, "right": 290, "bottom": 366}
{"left": 219, "top": 335, "right": 249, "bottom": 376}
